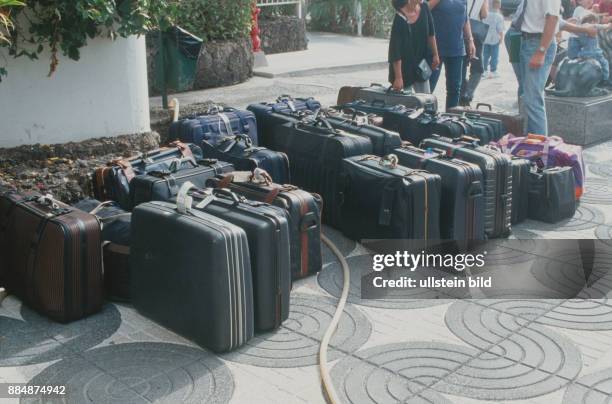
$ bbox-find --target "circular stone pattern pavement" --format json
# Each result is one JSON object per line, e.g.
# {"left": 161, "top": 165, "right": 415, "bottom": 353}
{"left": 563, "top": 368, "right": 612, "bottom": 404}
{"left": 22, "top": 342, "right": 234, "bottom": 404}
{"left": 581, "top": 178, "right": 612, "bottom": 205}
{"left": 223, "top": 293, "right": 371, "bottom": 368}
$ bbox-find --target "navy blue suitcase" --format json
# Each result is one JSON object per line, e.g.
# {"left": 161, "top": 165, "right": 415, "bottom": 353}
{"left": 169, "top": 106, "right": 258, "bottom": 147}
{"left": 201, "top": 135, "right": 290, "bottom": 185}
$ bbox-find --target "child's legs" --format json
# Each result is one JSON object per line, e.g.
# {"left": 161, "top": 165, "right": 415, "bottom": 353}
{"left": 483, "top": 45, "right": 492, "bottom": 71}
{"left": 567, "top": 37, "right": 580, "bottom": 59}
{"left": 490, "top": 43, "right": 501, "bottom": 72}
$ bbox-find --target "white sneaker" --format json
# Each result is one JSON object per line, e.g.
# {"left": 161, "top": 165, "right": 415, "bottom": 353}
{"left": 490, "top": 71, "right": 500, "bottom": 79}
{"left": 482, "top": 72, "right": 490, "bottom": 79}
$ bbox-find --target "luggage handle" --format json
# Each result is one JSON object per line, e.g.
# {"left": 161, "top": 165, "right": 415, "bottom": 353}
{"left": 300, "top": 211, "right": 319, "bottom": 231}
{"left": 476, "top": 103, "right": 492, "bottom": 111}
{"left": 467, "top": 182, "right": 483, "bottom": 199}
{"left": 380, "top": 154, "right": 399, "bottom": 169}
{"left": 176, "top": 182, "right": 197, "bottom": 214}
{"left": 169, "top": 156, "right": 198, "bottom": 172}
{"left": 212, "top": 188, "right": 243, "bottom": 204}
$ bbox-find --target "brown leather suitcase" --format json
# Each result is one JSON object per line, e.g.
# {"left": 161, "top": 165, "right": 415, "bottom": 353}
{"left": 448, "top": 103, "right": 525, "bottom": 136}
{"left": 0, "top": 191, "right": 103, "bottom": 322}
{"left": 337, "top": 86, "right": 362, "bottom": 106}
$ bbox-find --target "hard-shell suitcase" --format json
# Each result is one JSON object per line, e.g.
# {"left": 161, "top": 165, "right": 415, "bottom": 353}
{"left": 443, "top": 112, "right": 502, "bottom": 143}
{"left": 267, "top": 118, "right": 373, "bottom": 227}
{"left": 337, "top": 86, "right": 362, "bottom": 105}
{"left": 510, "top": 158, "right": 530, "bottom": 224}
{"left": 129, "top": 158, "right": 234, "bottom": 208}
{"left": 131, "top": 199, "right": 254, "bottom": 352}
{"left": 247, "top": 96, "right": 321, "bottom": 143}
{"left": 208, "top": 170, "right": 323, "bottom": 280}
{"left": 0, "top": 191, "right": 103, "bottom": 322}
{"left": 181, "top": 184, "right": 291, "bottom": 331}
{"left": 355, "top": 83, "right": 438, "bottom": 112}
{"left": 92, "top": 142, "right": 203, "bottom": 210}
{"left": 448, "top": 102, "right": 525, "bottom": 136}
{"left": 393, "top": 144, "right": 486, "bottom": 240}
{"left": 324, "top": 113, "right": 402, "bottom": 156}
{"left": 73, "top": 199, "right": 132, "bottom": 302}
{"left": 421, "top": 136, "right": 513, "bottom": 238}
{"left": 528, "top": 167, "right": 577, "bottom": 223}
{"left": 201, "top": 135, "right": 290, "bottom": 184}
{"left": 341, "top": 154, "right": 441, "bottom": 240}
{"left": 169, "top": 106, "right": 258, "bottom": 147}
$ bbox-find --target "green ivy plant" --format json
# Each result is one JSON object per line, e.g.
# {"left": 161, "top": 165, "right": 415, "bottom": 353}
{"left": 173, "top": 0, "right": 253, "bottom": 42}
{"left": 308, "top": 0, "right": 393, "bottom": 38}
{"left": 2, "top": 0, "right": 179, "bottom": 77}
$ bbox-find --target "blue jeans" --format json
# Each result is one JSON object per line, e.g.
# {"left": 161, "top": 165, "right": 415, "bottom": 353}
{"left": 504, "top": 28, "right": 523, "bottom": 98}
{"left": 430, "top": 56, "right": 464, "bottom": 110}
{"left": 520, "top": 37, "right": 557, "bottom": 135}
{"left": 567, "top": 37, "right": 580, "bottom": 59}
{"left": 483, "top": 43, "right": 500, "bottom": 72}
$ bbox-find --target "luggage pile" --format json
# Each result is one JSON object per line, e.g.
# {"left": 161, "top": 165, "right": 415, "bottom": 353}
{"left": 0, "top": 88, "right": 584, "bottom": 351}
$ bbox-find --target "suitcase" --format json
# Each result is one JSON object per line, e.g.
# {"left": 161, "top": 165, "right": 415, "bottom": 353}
{"left": 494, "top": 134, "right": 586, "bottom": 199}
{"left": 73, "top": 199, "right": 132, "bottom": 302}
{"left": 201, "top": 135, "right": 290, "bottom": 184}
{"left": 181, "top": 184, "right": 291, "bottom": 331}
{"left": 129, "top": 158, "right": 234, "bottom": 208}
{"left": 341, "top": 154, "right": 441, "bottom": 240}
{"left": 421, "top": 136, "right": 513, "bottom": 239}
{"left": 267, "top": 118, "right": 373, "bottom": 227}
{"left": 528, "top": 167, "right": 577, "bottom": 223}
{"left": 92, "top": 142, "right": 203, "bottom": 210}
{"left": 393, "top": 144, "right": 486, "bottom": 240}
{"left": 168, "top": 106, "right": 258, "bottom": 147}
{"left": 0, "top": 191, "right": 103, "bottom": 322}
{"left": 443, "top": 112, "right": 503, "bottom": 143}
{"left": 324, "top": 113, "right": 402, "bottom": 156}
{"left": 510, "top": 157, "right": 530, "bottom": 225}
{"left": 355, "top": 83, "right": 438, "bottom": 113}
{"left": 337, "top": 86, "right": 362, "bottom": 105}
{"left": 247, "top": 96, "right": 321, "bottom": 144}
{"left": 208, "top": 170, "right": 323, "bottom": 280}
{"left": 131, "top": 199, "right": 254, "bottom": 352}
{"left": 448, "top": 103, "right": 525, "bottom": 136}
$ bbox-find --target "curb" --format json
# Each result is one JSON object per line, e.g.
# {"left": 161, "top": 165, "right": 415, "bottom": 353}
{"left": 254, "top": 61, "right": 387, "bottom": 79}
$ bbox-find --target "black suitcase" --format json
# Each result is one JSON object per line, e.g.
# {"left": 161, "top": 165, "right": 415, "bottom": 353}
{"left": 247, "top": 96, "right": 321, "bottom": 144}
{"left": 443, "top": 112, "right": 502, "bottom": 143}
{"left": 201, "top": 135, "right": 290, "bottom": 185}
{"left": 324, "top": 113, "right": 402, "bottom": 156}
{"left": 184, "top": 185, "right": 291, "bottom": 332}
{"left": 511, "top": 157, "right": 530, "bottom": 224}
{"left": 449, "top": 103, "right": 525, "bottom": 136}
{"left": 421, "top": 137, "right": 513, "bottom": 238}
{"left": 355, "top": 83, "right": 438, "bottom": 112}
{"left": 393, "top": 144, "right": 486, "bottom": 240}
{"left": 341, "top": 155, "right": 441, "bottom": 240}
{"left": 528, "top": 167, "right": 577, "bottom": 223}
{"left": 73, "top": 199, "right": 132, "bottom": 302}
{"left": 208, "top": 171, "right": 323, "bottom": 280}
{"left": 267, "top": 118, "right": 373, "bottom": 227}
{"left": 129, "top": 158, "right": 234, "bottom": 208}
{"left": 131, "top": 200, "right": 254, "bottom": 352}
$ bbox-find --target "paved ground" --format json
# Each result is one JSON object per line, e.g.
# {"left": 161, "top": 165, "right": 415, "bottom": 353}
{"left": 3, "top": 31, "right": 612, "bottom": 404}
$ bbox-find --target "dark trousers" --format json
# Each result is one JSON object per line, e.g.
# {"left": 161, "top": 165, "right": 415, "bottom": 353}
{"left": 430, "top": 56, "right": 465, "bottom": 110}
{"left": 460, "top": 38, "right": 485, "bottom": 105}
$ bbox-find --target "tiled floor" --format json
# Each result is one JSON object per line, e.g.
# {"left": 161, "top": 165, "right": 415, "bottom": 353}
{"left": 1, "top": 139, "right": 612, "bottom": 403}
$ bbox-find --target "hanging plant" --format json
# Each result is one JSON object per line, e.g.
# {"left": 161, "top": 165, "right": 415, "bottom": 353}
{"left": 1, "top": 0, "right": 179, "bottom": 78}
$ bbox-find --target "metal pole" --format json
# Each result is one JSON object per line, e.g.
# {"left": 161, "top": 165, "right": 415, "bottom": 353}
{"left": 159, "top": 29, "right": 168, "bottom": 109}
{"left": 355, "top": 0, "right": 363, "bottom": 37}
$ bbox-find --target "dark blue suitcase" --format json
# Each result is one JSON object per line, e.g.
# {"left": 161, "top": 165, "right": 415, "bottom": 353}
{"left": 169, "top": 106, "right": 258, "bottom": 147}
{"left": 201, "top": 135, "right": 290, "bottom": 185}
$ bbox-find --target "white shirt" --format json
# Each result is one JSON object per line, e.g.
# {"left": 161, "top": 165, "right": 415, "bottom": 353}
{"left": 573, "top": 5, "right": 589, "bottom": 21}
{"left": 521, "top": 0, "right": 562, "bottom": 33}
{"left": 468, "top": 0, "right": 487, "bottom": 19}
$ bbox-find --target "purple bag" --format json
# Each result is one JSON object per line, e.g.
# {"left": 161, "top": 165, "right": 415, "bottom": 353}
{"left": 493, "top": 134, "right": 585, "bottom": 199}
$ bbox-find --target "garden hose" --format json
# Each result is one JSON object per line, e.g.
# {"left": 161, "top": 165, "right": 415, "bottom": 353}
{"left": 319, "top": 233, "right": 351, "bottom": 404}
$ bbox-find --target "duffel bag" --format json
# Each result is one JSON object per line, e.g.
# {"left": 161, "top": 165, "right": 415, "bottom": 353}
{"left": 528, "top": 166, "right": 577, "bottom": 223}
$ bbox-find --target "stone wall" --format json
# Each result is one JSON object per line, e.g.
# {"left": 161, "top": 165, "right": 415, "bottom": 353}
{"left": 147, "top": 36, "right": 253, "bottom": 94}
{"left": 259, "top": 16, "right": 308, "bottom": 54}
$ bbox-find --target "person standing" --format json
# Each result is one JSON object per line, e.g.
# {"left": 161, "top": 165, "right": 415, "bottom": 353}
{"left": 389, "top": 0, "right": 441, "bottom": 92}
{"left": 429, "top": 0, "right": 476, "bottom": 109}
{"left": 482, "top": 0, "right": 505, "bottom": 78}
{"left": 459, "top": 0, "right": 489, "bottom": 105}
{"left": 517, "top": 0, "right": 561, "bottom": 135}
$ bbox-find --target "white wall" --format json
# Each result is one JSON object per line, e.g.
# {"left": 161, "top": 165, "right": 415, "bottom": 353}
{"left": 0, "top": 35, "right": 150, "bottom": 148}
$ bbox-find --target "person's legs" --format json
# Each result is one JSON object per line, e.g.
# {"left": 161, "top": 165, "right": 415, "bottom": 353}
{"left": 504, "top": 28, "right": 523, "bottom": 98}
{"left": 461, "top": 40, "right": 485, "bottom": 104}
{"left": 412, "top": 80, "right": 431, "bottom": 93}
{"left": 430, "top": 60, "right": 443, "bottom": 91}
{"left": 490, "top": 43, "right": 500, "bottom": 73}
{"left": 520, "top": 38, "right": 557, "bottom": 135}
{"left": 567, "top": 37, "right": 580, "bottom": 59}
{"left": 445, "top": 56, "right": 464, "bottom": 109}
{"left": 483, "top": 45, "right": 492, "bottom": 72}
